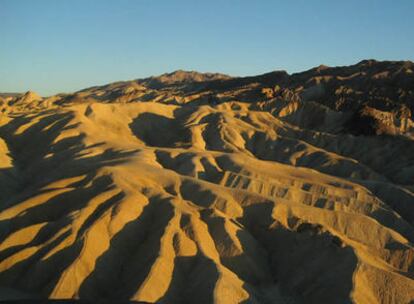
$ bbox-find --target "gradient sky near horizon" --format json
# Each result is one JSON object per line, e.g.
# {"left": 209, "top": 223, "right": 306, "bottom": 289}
{"left": 1, "top": 0, "right": 414, "bottom": 96}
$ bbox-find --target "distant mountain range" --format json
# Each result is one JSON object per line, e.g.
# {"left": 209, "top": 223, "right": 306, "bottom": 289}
{"left": 2, "top": 59, "right": 414, "bottom": 137}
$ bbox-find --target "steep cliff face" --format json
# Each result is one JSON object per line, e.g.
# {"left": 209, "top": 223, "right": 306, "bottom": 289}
{"left": 0, "top": 61, "right": 414, "bottom": 303}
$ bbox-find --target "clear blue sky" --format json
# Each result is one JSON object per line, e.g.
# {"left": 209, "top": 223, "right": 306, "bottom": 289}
{"left": 1, "top": 0, "right": 413, "bottom": 96}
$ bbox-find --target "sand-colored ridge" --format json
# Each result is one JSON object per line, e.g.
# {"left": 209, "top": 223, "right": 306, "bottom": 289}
{"left": 1, "top": 61, "right": 414, "bottom": 303}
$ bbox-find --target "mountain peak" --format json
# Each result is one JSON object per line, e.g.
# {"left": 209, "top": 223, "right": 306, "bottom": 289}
{"left": 141, "top": 70, "right": 231, "bottom": 88}
{"left": 21, "top": 91, "right": 42, "bottom": 102}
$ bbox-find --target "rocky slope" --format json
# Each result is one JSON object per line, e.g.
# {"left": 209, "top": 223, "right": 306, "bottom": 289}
{"left": 0, "top": 60, "right": 414, "bottom": 303}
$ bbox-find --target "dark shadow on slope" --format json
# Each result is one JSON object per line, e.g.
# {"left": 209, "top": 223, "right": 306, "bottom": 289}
{"left": 0, "top": 175, "right": 114, "bottom": 244}
{"left": 154, "top": 151, "right": 198, "bottom": 177}
{"left": 238, "top": 203, "right": 358, "bottom": 304}
{"left": 0, "top": 216, "right": 72, "bottom": 262}
{"left": 0, "top": 229, "right": 80, "bottom": 296}
{"left": 179, "top": 179, "right": 217, "bottom": 208}
{"left": 78, "top": 196, "right": 174, "bottom": 301}
{"left": 154, "top": 150, "right": 224, "bottom": 184}
{"left": 200, "top": 209, "right": 272, "bottom": 287}
{"left": 0, "top": 185, "right": 125, "bottom": 263}
{"left": 76, "top": 191, "right": 125, "bottom": 238}
{"left": 157, "top": 255, "right": 219, "bottom": 304}
{"left": 0, "top": 180, "right": 127, "bottom": 298}
{"left": 129, "top": 113, "right": 191, "bottom": 148}
{"left": 157, "top": 212, "right": 219, "bottom": 303}
{"left": 343, "top": 108, "right": 382, "bottom": 136}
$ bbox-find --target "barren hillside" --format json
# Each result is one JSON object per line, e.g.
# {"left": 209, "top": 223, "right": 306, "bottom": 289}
{"left": 1, "top": 60, "right": 414, "bottom": 303}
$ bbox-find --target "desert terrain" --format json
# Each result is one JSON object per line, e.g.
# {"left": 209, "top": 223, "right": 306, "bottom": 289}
{"left": 0, "top": 60, "right": 414, "bottom": 303}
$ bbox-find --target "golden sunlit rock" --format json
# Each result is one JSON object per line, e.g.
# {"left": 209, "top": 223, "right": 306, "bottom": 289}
{"left": 1, "top": 61, "right": 414, "bottom": 303}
